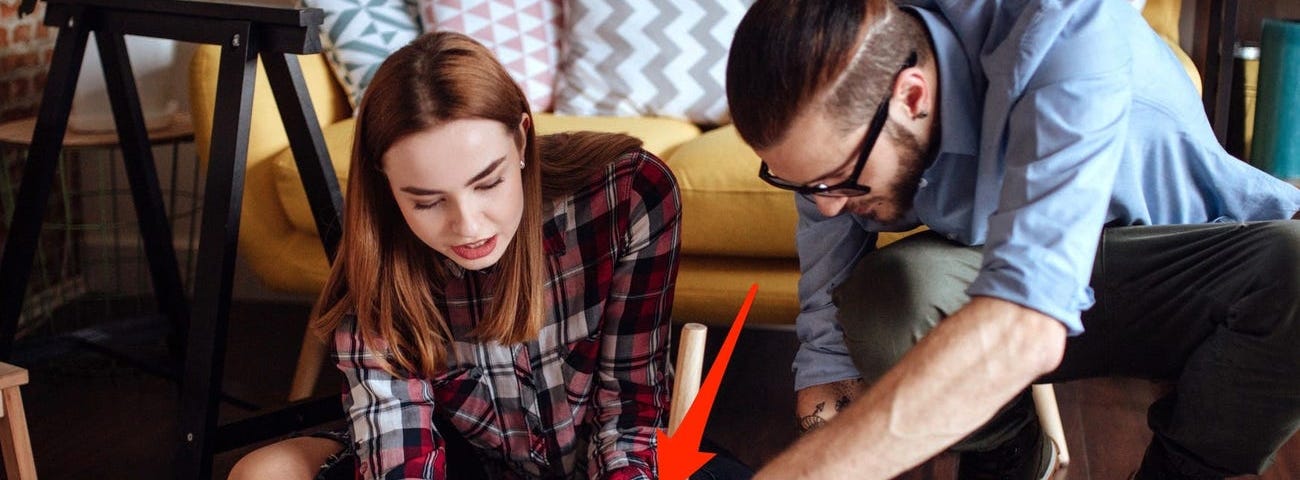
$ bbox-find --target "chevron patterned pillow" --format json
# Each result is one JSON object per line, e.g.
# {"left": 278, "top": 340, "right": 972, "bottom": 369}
{"left": 307, "top": 0, "right": 422, "bottom": 108}
{"left": 554, "top": 0, "right": 753, "bottom": 126}
{"left": 418, "top": 0, "right": 563, "bottom": 112}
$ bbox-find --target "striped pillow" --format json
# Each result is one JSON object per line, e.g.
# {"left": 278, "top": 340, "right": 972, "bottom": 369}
{"left": 554, "top": 0, "right": 753, "bottom": 125}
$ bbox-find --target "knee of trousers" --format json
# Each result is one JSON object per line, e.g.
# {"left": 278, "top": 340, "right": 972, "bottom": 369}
{"left": 1236, "top": 221, "right": 1300, "bottom": 360}
{"left": 833, "top": 232, "right": 981, "bottom": 382}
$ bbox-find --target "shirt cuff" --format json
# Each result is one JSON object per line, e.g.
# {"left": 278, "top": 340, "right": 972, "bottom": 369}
{"left": 792, "top": 344, "right": 862, "bottom": 391}
{"left": 967, "top": 269, "right": 1091, "bottom": 335}
{"left": 603, "top": 457, "right": 654, "bottom": 480}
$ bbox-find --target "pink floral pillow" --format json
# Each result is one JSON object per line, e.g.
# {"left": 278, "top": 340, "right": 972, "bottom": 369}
{"left": 418, "top": 0, "right": 563, "bottom": 112}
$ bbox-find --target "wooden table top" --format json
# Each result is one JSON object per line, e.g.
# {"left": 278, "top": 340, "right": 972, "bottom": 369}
{"left": 0, "top": 112, "right": 194, "bottom": 148}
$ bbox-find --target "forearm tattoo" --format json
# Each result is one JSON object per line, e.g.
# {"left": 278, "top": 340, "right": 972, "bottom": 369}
{"left": 833, "top": 379, "right": 865, "bottom": 407}
{"left": 798, "top": 401, "right": 828, "bottom": 433}
{"left": 797, "top": 379, "right": 867, "bottom": 435}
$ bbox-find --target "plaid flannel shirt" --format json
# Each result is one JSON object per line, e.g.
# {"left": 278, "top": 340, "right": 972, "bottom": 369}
{"left": 334, "top": 149, "right": 680, "bottom": 480}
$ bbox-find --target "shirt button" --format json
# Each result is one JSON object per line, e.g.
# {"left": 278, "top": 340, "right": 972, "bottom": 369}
{"left": 946, "top": 233, "right": 957, "bottom": 240}
{"left": 919, "top": 178, "right": 929, "bottom": 189}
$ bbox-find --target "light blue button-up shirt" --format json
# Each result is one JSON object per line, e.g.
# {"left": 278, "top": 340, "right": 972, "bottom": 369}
{"left": 792, "top": 0, "right": 1300, "bottom": 390}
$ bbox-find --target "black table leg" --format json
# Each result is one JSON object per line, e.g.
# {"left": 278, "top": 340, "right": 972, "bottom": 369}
{"left": 262, "top": 53, "right": 343, "bottom": 259}
{"left": 95, "top": 28, "right": 191, "bottom": 353}
{"left": 0, "top": 9, "right": 90, "bottom": 360}
{"left": 174, "top": 20, "right": 256, "bottom": 480}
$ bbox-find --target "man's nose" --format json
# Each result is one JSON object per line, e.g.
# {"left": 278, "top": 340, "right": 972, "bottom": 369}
{"left": 812, "top": 195, "right": 848, "bottom": 218}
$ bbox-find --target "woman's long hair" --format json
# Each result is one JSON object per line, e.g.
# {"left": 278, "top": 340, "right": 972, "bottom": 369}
{"left": 311, "top": 32, "right": 641, "bottom": 378}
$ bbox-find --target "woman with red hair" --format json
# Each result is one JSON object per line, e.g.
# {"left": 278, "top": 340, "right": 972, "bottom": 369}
{"left": 227, "top": 32, "right": 748, "bottom": 480}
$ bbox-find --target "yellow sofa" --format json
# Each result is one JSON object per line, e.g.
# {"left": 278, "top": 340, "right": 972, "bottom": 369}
{"left": 188, "top": 0, "right": 1197, "bottom": 332}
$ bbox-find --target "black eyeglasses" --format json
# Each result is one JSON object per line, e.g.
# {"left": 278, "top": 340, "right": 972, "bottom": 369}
{"left": 758, "top": 51, "right": 919, "bottom": 198}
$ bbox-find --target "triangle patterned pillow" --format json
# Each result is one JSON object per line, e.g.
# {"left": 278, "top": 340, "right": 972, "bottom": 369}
{"left": 418, "top": 0, "right": 563, "bottom": 113}
{"left": 554, "top": 0, "right": 754, "bottom": 125}
{"left": 307, "top": 0, "right": 422, "bottom": 108}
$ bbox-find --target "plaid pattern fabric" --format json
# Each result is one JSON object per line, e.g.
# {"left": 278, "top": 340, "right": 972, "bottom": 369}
{"left": 334, "top": 149, "right": 681, "bottom": 480}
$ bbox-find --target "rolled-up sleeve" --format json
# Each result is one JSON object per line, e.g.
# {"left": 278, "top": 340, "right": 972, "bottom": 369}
{"left": 791, "top": 194, "right": 876, "bottom": 391}
{"left": 967, "top": 1, "right": 1131, "bottom": 334}
{"left": 335, "top": 317, "right": 446, "bottom": 480}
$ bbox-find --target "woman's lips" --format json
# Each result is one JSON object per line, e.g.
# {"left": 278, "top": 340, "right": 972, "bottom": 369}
{"left": 450, "top": 235, "right": 497, "bottom": 260}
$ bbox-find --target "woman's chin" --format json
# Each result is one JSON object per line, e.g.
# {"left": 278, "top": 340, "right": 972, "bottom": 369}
{"left": 449, "top": 254, "right": 504, "bottom": 271}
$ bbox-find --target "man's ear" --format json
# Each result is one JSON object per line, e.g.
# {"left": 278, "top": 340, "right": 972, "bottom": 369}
{"left": 893, "top": 67, "right": 931, "bottom": 121}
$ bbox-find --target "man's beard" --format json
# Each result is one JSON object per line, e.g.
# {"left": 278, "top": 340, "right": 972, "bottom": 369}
{"left": 850, "top": 122, "right": 931, "bottom": 224}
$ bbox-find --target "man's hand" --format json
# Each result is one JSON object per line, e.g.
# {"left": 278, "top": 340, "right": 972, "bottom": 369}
{"left": 796, "top": 379, "right": 866, "bottom": 434}
{"left": 756, "top": 297, "right": 1067, "bottom": 480}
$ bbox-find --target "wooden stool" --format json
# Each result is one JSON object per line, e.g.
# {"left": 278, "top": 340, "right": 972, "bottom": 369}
{"left": 0, "top": 363, "right": 35, "bottom": 480}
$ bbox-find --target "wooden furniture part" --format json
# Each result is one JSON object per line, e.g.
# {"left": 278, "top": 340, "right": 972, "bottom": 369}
{"left": 1191, "top": 0, "right": 1241, "bottom": 145}
{"left": 1033, "top": 383, "right": 1071, "bottom": 476}
{"left": 0, "top": 362, "right": 36, "bottom": 480}
{"left": 669, "top": 323, "right": 708, "bottom": 436}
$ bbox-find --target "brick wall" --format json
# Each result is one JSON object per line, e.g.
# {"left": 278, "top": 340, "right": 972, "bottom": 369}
{"left": 1, "top": 0, "right": 56, "bottom": 123}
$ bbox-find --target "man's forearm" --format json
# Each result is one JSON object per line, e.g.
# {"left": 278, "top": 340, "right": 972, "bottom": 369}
{"left": 757, "top": 297, "right": 1067, "bottom": 479}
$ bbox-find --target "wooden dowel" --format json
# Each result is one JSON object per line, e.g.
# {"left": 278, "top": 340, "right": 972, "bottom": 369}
{"left": 1032, "top": 383, "right": 1070, "bottom": 469}
{"left": 668, "top": 323, "right": 707, "bottom": 436}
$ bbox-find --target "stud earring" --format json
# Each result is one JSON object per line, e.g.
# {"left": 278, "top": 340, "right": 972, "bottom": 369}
{"left": 915, "top": 111, "right": 929, "bottom": 120}
{"left": 520, "top": 161, "right": 526, "bottom": 169}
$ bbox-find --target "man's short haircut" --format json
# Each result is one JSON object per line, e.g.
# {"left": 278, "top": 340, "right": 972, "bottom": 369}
{"left": 727, "top": 0, "right": 931, "bottom": 150}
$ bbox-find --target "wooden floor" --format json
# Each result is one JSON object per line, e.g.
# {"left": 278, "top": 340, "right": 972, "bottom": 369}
{"left": 8, "top": 301, "right": 1300, "bottom": 479}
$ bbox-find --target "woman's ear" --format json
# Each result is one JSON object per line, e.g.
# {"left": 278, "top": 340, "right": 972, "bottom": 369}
{"left": 518, "top": 113, "right": 532, "bottom": 141}
{"left": 517, "top": 113, "right": 532, "bottom": 159}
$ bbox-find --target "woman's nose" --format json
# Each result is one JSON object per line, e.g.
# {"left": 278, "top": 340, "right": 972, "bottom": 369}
{"left": 449, "top": 201, "right": 481, "bottom": 237}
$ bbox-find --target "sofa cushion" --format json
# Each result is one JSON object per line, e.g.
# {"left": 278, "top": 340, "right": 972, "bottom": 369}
{"left": 272, "top": 118, "right": 358, "bottom": 236}
{"left": 673, "top": 256, "right": 800, "bottom": 327}
{"left": 553, "top": 0, "right": 752, "bottom": 125}
{"left": 418, "top": 0, "right": 563, "bottom": 112}
{"left": 665, "top": 125, "right": 798, "bottom": 258}
{"left": 272, "top": 113, "right": 700, "bottom": 235}
{"left": 532, "top": 113, "right": 701, "bottom": 158}
{"left": 308, "top": 0, "right": 422, "bottom": 107}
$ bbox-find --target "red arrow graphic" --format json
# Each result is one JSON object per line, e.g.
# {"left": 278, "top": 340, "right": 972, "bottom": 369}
{"left": 656, "top": 283, "right": 758, "bottom": 479}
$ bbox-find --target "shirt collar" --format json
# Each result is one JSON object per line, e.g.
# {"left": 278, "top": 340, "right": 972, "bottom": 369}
{"left": 902, "top": 5, "right": 980, "bottom": 159}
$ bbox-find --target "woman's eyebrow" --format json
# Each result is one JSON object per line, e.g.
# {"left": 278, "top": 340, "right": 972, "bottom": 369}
{"left": 398, "top": 157, "right": 506, "bottom": 195}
